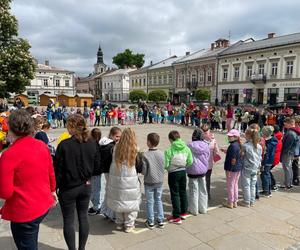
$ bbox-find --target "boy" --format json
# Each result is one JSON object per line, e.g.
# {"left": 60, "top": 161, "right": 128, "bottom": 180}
{"left": 165, "top": 130, "right": 193, "bottom": 224}
{"left": 142, "top": 133, "right": 165, "bottom": 229}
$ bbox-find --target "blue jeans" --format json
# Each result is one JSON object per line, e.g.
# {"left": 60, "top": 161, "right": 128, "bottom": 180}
{"left": 241, "top": 169, "right": 257, "bottom": 204}
{"left": 11, "top": 211, "right": 48, "bottom": 250}
{"left": 261, "top": 165, "right": 271, "bottom": 194}
{"left": 144, "top": 185, "right": 164, "bottom": 224}
{"left": 91, "top": 175, "right": 102, "bottom": 210}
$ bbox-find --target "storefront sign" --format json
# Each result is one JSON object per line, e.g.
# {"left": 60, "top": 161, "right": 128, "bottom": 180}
{"left": 280, "top": 83, "right": 300, "bottom": 87}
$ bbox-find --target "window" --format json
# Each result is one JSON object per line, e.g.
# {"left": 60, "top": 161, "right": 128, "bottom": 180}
{"left": 131, "top": 79, "right": 134, "bottom": 84}
{"left": 271, "top": 62, "right": 278, "bottom": 76}
{"left": 207, "top": 70, "right": 212, "bottom": 82}
{"left": 119, "top": 94, "right": 121, "bottom": 100}
{"left": 247, "top": 65, "right": 252, "bottom": 77}
{"left": 199, "top": 71, "right": 204, "bottom": 82}
{"left": 284, "top": 88, "right": 300, "bottom": 101}
{"left": 158, "top": 75, "right": 162, "bottom": 84}
{"left": 104, "top": 83, "right": 106, "bottom": 89}
{"left": 149, "top": 77, "right": 152, "bottom": 85}
{"left": 43, "top": 79, "right": 48, "bottom": 87}
{"left": 139, "top": 79, "right": 142, "bottom": 85}
{"left": 65, "top": 80, "right": 69, "bottom": 87}
{"left": 163, "top": 74, "right": 167, "bottom": 84}
{"left": 143, "top": 78, "right": 146, "bottom": 86}
{"left": 115, "top": 94, "right": 117, "bottom": 100}
{"left": 258, "top": 64, "right": 265, "bottom": 75}
{"left": 234, "top": 66, "right": 240, "bottom": 78}
{"left": 55, "top": 79, "right": 60, "bottom": 87}
{"left": 286, "top": 61, "right": 293, "bottom": 74}
{"left": 223, "top": 68, "right": 228, "bottom": 79}
{"left": 168, "top": 74, "right": 172, "bottom": 84}
{"left": 192, "top": 74, "right": 196, "bottom": 83}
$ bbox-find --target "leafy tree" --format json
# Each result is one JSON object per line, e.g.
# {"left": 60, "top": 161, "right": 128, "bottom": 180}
{"left": 129, "top": 90, "right": 147, "bottom": 102}
{"left": 148, "top": 89, "right": 167, "bottom": 102}
{"left": 113, "top": 49, "right": 145, "bottom": 69}
{"left": 195, "top": 88, "right": 211, "bottom": 101}
{"left": 0, "top": 0, "right": 36, "bottom": 98}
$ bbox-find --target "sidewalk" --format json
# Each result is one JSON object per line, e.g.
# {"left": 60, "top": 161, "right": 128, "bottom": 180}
{"left": 0, "top": 125, "right": 300, "bottom": 249}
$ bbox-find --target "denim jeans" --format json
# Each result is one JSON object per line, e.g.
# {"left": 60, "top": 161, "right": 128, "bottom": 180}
{"left": 241, "top": 169, "right": 257, "bottom": 204}
{"left": 11, "top": 211, "right": 48, "bottom": 250}
{"left": 282, "top": 155, "right": 294, "bottom": 187}
{"left": 144, "top": 185, "right": 164, "bottom": 224}
{"left": 188, "top": 176, "right": 208, "bottom": 215}
{"left": 261, "top": 165, "right": 271, "bottom": 194}
{"left": 91, "top": 175, "right": 102, "bottom": 210}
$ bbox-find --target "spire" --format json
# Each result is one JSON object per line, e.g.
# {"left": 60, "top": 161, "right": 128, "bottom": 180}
{"left": 97, "top": 44, "right": 103, "bottom": 64}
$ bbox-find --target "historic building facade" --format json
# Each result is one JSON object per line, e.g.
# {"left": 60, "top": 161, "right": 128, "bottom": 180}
{"left": 128, "top": 66, "right": 150, "bottom": 93}
{"left": 217, "top": 33, "right": 300, "bottom": 105}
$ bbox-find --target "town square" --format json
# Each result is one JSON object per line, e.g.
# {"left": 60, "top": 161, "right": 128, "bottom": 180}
{"left": 1, "top": 0, "right": 300, "bottom": 250}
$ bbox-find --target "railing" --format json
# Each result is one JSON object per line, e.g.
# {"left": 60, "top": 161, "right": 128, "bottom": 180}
{"left": 250, "top": 73, "right": 266, "bottom": 84}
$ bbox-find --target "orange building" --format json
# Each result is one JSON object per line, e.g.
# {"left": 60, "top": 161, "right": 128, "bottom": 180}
{"left": 57, "top": 94, "right": 76, "bottom": 107}
{"left": 39, "top": 94, "right": 57, "bottom": 106}
{"left": 76, "top": 93, "right": 93, "bottom": 107}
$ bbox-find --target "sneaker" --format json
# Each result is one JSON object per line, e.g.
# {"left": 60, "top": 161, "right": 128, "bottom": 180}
{"left": 292, "top": 180, "right": 299, "bottom": 186}
{"left": 223, "top": 202, "right": 233, "bottom": 209}
{"left": 88, "top": 207, "right": 101, "bottom": 216}
{"left": 167, "top": 216, "right": 182, "bottom": 224}
{"left": 124, "top": 226, "right": 135, "bottom": 233}
{"left": 250, "top": 203, "right": 255, "bottom": 207}
{"left": 116, "top": 224, "right": 123, "bottom": 230}
{"left": 271, "top": 186, "right": 278, "bottom": 191}
{"left": 156, "top": 220, "right": 165, "bottom": 229}
{"left": 285, "top": 186, "right": 293, "bottom": 191}
{"left": 255, "top": 194, "right": 260, "bottom": 200}
{"left": 238, "top": 201, "right": 250, "bottom": 208}
{"left": 260, "top": 192, "right": 272, "bottom": 198}
{"left": 180, "top": 213, "right": 190, "bottom": 220}
{"left": 145, "top": 220, "right": 155, "bottom": 230}
{"left": 233, "top": 202, "right": 238, "bottom": 208}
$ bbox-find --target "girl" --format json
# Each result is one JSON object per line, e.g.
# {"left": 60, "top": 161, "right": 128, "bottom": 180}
{"left": 221, "top": 129, "right": 242, "bottom": 208}
{"left": 138, "top": 108, "right": 143, "bottom": 124}
{"left": 226, "top": 104, "right": 234, "bottom": 132}
{"left": 240, "top": 128, "right": 262, "bottom": 207}
{"left": 106, "top": 128, "right": 141, "bottom": 233}
{"left": 54, "top": 114, "right": 100, "bottom": 250}
{"left": 187, "top": 129, "right": 210, "bottom": 215}
{"left": 99, "top": 127, "right": 122, "bottom": 220}
{"left": 201, "top": 124, "right": 221, "bottom": 200}
{"left": 271, "top": 125, "right": 283, "bottom": 190}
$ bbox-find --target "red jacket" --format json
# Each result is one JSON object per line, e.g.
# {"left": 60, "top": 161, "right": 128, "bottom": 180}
{"left": 273, "top": 131, "right": 283, "bottom": 166}
{"left": 0, "top": 136, "right": 56, "bottom": 222}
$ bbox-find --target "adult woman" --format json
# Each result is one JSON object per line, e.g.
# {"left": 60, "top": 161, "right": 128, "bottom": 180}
{"left": 0, "top": 109, "right": 56, "bottom": 250}
{"left": 54, "top": 114, "right": 100, "bottom": 250}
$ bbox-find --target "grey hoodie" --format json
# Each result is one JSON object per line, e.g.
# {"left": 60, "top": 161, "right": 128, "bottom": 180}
{"left": 242, "top": 141, "right": 262, "bottom": 173}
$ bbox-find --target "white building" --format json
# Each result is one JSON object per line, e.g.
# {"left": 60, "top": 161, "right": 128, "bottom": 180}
{"left": 217, "top": 32, "right": 300, "bottom": 105}
{"left": 27, "top": 60, "right": 75, "bottom": 98}
{"left": 102, "top": 68, "right": 136, "bottom": 101}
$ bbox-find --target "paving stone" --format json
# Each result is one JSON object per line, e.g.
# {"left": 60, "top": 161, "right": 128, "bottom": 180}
{"left": 248, "top": 232, "right": 296, "bottom": 249}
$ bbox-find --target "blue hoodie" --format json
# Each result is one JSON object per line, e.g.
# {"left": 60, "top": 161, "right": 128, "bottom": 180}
{"left": 224, "top": 140, "right": 242, "bottom": 172}
{"left": 262, "top": 136, "right": 278, "bottom": 166}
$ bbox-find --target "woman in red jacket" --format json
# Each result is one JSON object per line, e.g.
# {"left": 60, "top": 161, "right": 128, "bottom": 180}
{"left": 0, "top": 109, "right": 56, "bottom": 250}
{"left": 270, "top": 125, "right": 283, "bottom": 190}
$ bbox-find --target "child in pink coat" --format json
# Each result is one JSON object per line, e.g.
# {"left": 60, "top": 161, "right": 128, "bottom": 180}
{"left": 89, "top": 109, "right": 95, "bottom": 127}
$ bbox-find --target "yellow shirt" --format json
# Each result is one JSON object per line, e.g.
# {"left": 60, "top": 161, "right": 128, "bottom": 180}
{"left": 57, "top": 132, "right": 71, "bottom": 145}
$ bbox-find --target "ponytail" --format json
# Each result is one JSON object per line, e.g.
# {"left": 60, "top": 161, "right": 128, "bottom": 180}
{"left": 67, "top": 114, "right": 90, "bottom": 143}
{"left": 245, "top": 128, "right": 259, "bottom": 149}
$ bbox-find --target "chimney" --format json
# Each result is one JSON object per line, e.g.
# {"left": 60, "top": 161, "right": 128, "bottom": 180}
{"left": 45, "top": 60, "right": 49, "bottom": 66}
{"left": 223, "top": 39, "right": 230, "bottom": 48}
{"left": 268, "top": 32, "right": 275, "bottom": 39}
{"left": 211, "top": 43, "right": 215, "bottom": 50}
{"left": 150, "top": 61, "right": 153, "bottom": 65}
{"left": 186, "top": 51, "right": 190, "bottom": 56}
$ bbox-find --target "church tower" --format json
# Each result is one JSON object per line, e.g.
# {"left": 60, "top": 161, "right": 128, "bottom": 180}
{"left": 94, "top": 44, "right": 107, "bottom": 74}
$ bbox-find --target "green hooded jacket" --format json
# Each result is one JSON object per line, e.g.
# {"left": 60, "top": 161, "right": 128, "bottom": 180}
{"left": 164, "top": 139, "right": 193, "bottom": 172}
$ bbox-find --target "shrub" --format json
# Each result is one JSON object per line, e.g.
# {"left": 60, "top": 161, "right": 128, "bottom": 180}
{"left": 129, "top": 90, "right": 147, "bottom": 102}
{"left": 195, "top": 88, "right": 211, "bottom": 101}
{"left": 148, "top": 90, "right": 167, "bottom": 102}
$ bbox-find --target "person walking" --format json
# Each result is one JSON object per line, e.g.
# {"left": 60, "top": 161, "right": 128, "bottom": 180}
{"left": 0, "top": 109, "right": 57, "bottom": 250}
{"left": 54, "top": 114, "right": 101, "bottom": 250}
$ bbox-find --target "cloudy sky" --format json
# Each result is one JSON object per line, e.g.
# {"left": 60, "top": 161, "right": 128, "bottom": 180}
{"left": 11, "top": 0, "right": 300, "bottom": 76}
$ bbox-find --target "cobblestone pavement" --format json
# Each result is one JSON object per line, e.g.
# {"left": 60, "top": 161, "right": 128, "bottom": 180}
{"left": 1, "top": 124, "right": 300, "bottom": 250}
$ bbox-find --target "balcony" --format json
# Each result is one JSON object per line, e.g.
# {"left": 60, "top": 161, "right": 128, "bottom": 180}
{"left": 285, "top": 74, "right": 293, "bottom": 79}
{"left": 250, "top": 73, "right": 266, "bottom": 84}
{"left": 269, "top": 74, "right": 277, "bottom": 80}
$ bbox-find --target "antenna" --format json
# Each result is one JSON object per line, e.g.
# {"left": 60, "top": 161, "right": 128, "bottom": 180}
{"left": 228, "top": 30, "right": 231, "bottom": 42}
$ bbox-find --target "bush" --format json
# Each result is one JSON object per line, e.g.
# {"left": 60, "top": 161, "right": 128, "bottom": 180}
{"left": 195, "top": 88, "right": 211, "bottom": 101}
{"left": 129, "top": 90, "right": 147, "bottom": 102}
{"left": 148, "top": 89, "right": 168, "bottom": 102}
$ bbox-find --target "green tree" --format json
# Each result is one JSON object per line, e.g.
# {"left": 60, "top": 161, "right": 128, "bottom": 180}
{"left": 113, "top": 49, "right": 145, "bottom": 69}
{"left": 129, "top": 90, "right": 147, "bottom": 102}
{"left": 148, "top": 89, "right": 167, "bottom": 102}
{"left": 195, "top": 88, "right": 211, "bottom": 101}
{"left": 0, "top": 0, "right": 36, "bottom": 98}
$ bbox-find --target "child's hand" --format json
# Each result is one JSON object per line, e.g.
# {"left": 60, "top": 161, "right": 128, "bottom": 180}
{"left": 220, "top": 148, "right": 227, "bottom": 153}
{"left": 231, "top": 158, "right": 236, "bottom": 166}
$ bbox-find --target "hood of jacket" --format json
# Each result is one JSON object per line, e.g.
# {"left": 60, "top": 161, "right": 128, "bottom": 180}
{"left": 266, "top": 136, "right": 278, "bottom": 147}
{"left": 171, "top": 139, "right": 187, "bottom": 151}
{"left": 188, "top": 140, "right": 210, "bottom": 156}
{"left": 187, "top": 140, "right": 210, "bottom": 176}
{"left": 99, "top": 137, "right": 114, "bottom": 146}
{"left": 274, "top": 131, "right": 283, "bottom": 141}
{"left": 290, "top": 127, "right": 300, "bottom": 136}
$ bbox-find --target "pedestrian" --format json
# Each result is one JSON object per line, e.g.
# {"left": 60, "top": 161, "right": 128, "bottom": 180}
{"left": 187, "top": 129, "right": 210, "bottom": 215}
{"left": 271, "top": 125, "right": 283, "bottom": 190}
{"left": 62, "top": 108, "right": 69, "bottom": 128}
{"left": 280, "top": 117, "right": 300, "bottom": 189}
{"left": 165, "top": 130, "right": 193, "bottom": 224}
{"left": 240, "top": 128, "right": 262, "bottom": 207}
{"left": 260, "top": 126, "right": 277, "bottom": 197}
{"left": 221, "top": 129, "right": 242, "bottom": 209}
{"left": 226, "top": 104, "right": 234, "bottom": 132}
{"left": 142, "top": 133, "right": 165, "bottom": 229}
{"left": 106, "top": 128, "right": 142, "bottom": 233}
{"left": 88, "top": 128, "right": 102, "bottom": 216}
{"left": 292, "top": 116, "right": 300, "bottom": 186}
{"left": 99, "top": 127, "right": 122, "bottom": 221}
{"left": 54, "top": 114, "right": 101, "bottom": 250}
{"left": 89, "top": 108, "right": 95, "bottom": 127}
{"left": 0, "top": 109, "right": 57, "bottom": 250}
{"left": 94, "top": 106, "right": 101, "bottom": 126}
{"left": 83, "top": 107, "right": 89, "bottom": 125}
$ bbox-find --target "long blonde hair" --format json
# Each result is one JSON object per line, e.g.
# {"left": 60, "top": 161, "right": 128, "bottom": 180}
{"left": 114, "top": 128, "right": 137, "bottom": 168}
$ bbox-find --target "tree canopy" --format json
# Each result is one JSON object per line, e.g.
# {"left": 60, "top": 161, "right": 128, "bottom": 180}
{"left": 148, "top": 89, "right": 167, "bottom": 102}
{"left": 195, "top": 88, "right": 211, "bottom": 101}
{"left": 0, "top": 0, "right": 36, "bottom": 98}
{"left": 112, "top": 49, "right": 145, "bottom": 69}
{"left": 129, "top": 90, "right": 147, "bottom": 102}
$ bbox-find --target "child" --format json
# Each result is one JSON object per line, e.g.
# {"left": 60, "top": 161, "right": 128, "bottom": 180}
{"left": 89, "top": 108, "right": 95, "bottom": 127}
{"left": 88, "top": 128, "right": 102, "bottom": 215}
{"left": 138, "top": 108, "right": 143, "bottom": 124}
{"left": 187, "top": 129, "right": 210, "bottom": 215}
{"left": 260, "top": 126, "right": 277, "bottom": 197}
{"left": 271, "top": 125, "right": 283, "bottom": 190}
{"left": 221, "top": 129, "right": 242, "bottom": 209}
{"left": 94, "top": 106, "right": 101, "bottom": 126}
{"left": 101, "top": 107, "right": 107, "bottom": 126}
{"left": 240, "top": 128, "right": 262, "bottom": 207}
{"left": 106, "top": 128, "right": 141, "bottom": 233}
{"left": 201, "top": 124, "right": 221, "bottom": 200}
{"left": 142, "top": 133, "right": 165, "bottom": 229}
{"left": 165, "top": 130, "right": 193, "bottom": 224}
{"left": 100, "top": 127, "right": 122, "bottom": 220}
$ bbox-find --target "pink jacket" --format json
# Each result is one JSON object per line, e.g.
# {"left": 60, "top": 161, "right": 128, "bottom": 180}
{"left": 203, "top": 131, "right": 220, "bottom": 170}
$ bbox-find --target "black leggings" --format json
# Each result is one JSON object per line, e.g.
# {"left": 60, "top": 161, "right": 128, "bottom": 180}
{"left": 205, "top": 169, "right": 212, "bottom": 199}
{"left": 59, "top": 184, "right": 91, "bottom": 250}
